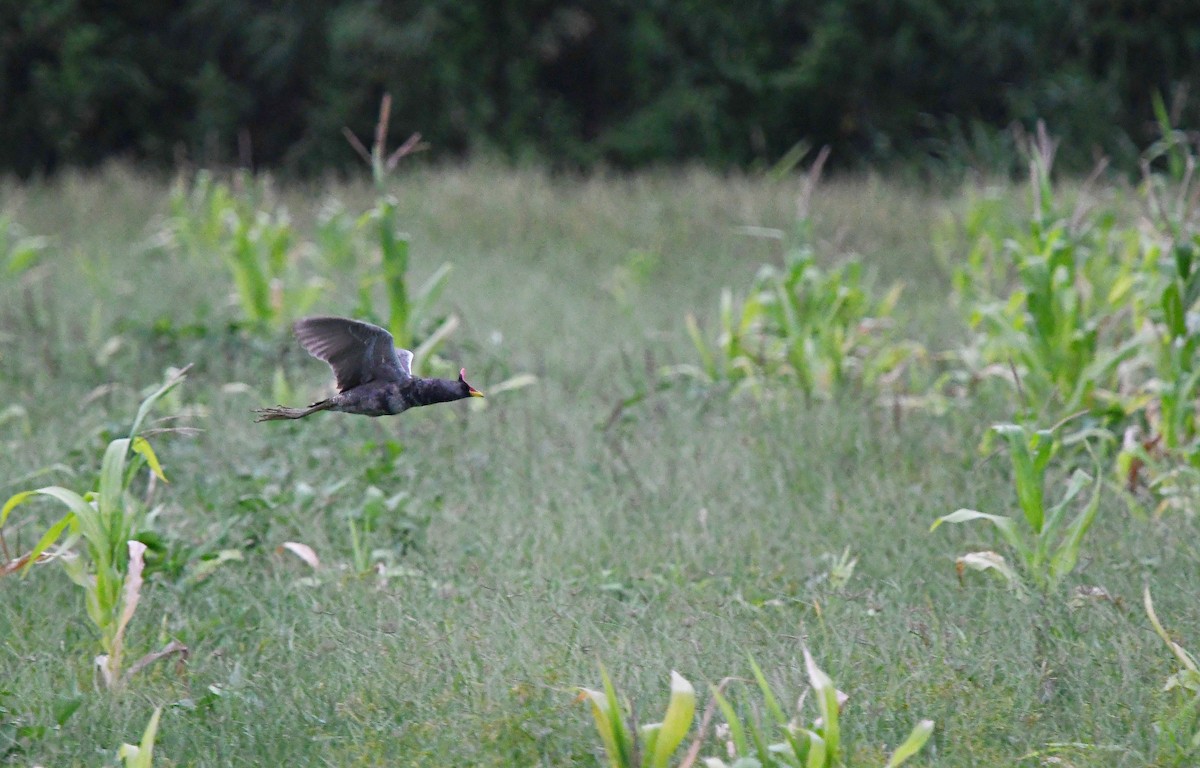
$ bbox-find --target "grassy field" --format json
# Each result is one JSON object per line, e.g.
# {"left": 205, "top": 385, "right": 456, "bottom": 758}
{"left": 1, "top": 162, "right": 1197, "bottom": 767}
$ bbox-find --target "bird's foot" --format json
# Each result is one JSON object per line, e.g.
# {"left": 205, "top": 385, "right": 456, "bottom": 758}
{"left": 253, "top": 405, "right": 309, "bottom": 422}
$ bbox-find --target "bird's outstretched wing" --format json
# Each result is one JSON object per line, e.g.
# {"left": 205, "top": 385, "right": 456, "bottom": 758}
{"left": 293, "top": 316, "right": 413, "bottom": 392}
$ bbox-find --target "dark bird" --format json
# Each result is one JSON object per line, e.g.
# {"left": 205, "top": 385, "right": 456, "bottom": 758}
{"left": 254, "top": 316, "right": 483, "bottom": 422}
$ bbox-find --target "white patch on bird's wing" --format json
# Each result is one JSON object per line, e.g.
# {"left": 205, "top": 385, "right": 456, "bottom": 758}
{"left": 396, "top": 348, "right": 413, "bottom": 376}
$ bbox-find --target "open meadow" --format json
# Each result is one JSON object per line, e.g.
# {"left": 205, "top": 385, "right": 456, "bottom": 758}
{"left": 1, "top": 159, "right": 1198, "bottom": 766}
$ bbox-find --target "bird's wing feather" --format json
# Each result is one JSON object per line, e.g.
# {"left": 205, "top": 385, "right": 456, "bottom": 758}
{"left": 396, "top": 348, "right": 413, "bottom": 377}
{"left": 293, "top": 316, "right": 411, "bottom": 392}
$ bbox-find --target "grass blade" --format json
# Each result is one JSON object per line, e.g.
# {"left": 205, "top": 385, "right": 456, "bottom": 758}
{"left": 747, "top": 656, "right": 786, "bottom": 726}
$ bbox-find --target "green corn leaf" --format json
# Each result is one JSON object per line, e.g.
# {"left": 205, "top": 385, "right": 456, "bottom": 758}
{"left": 1039, "top": 470, "right": 1090, "bottom": 548}
{"left": 98, "top": 438, "right": 131, "bottom": 540}
{"left": 650, "top": 671, "right": 695, "bottom": 768}
{"left": 803, "top": 648, "right": 839, "bottom": 760}
{"left": 1, "top": 489, "right": 36, "bottom": 529}
{"left": 884, "top": 720, "right": 935, "bottom": 767}
{"left": 580, "top": 686, "right": 624, "bottom": 768}
{"left": 602, "top": 666, "right": 635, "bottom": 768}
{"left": 8, "top": 487, "right": 98, "bottom": 573}
{"left": 930, "top": 509, "right": 1028, "bottom": 560}
{"left": 18, "top": 512, "right": 75, "bottom": 576}
{"left": 131, "top": 437, "right": 167, "bottom": 483}
{"left": 744, "top": 712, "right": 773, "bottom": 767}
{"left": 803, "top": 730, "right": 826, "bottom": 768}
{"left": 779, "top": 725, "right": 809, "bottom": 764}
{"left": 1048, "top": 473, "right": 1103, "bottom": 583}
{"left": 711, "top": 685, "right": 749, "bottom": 758}
{"left": 748, "top": 656, "right": 787, "bottom": 726}
{"left": 118, "top": 707, "right": 162, "bottom": 768}
{"left": 640, "top": 723, "right": 660, "bottom": 768}
{"left": 581, "top": 665, "right": 636, "bottom": 768}
{"left": 129, "top": 367, "right": 188, "bottom": 440}
{"left": 993, "top": 424, "right": 1050, "bottom": 532}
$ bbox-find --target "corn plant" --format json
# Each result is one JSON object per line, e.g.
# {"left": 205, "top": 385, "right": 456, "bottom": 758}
{"left": 1144, "top": 587, "right": 1200, "bottom": 758}
{"left": 952, "top": 128, "right": 1140, "bottom": 418}
{"left": 167, "top": 170, "right": 239, "bottom": 256}
{"left": 579, "top": 665, "right": 696, "bottom": 768}
{"left": 0, "top": 368, "right": 189, "bottom": 687}
{"left": 345, "top": 94, "right": 456, "bottom": 373}
{"left": 1136, "top": 156, "right": 1200, "bottom": 455}
{"left": 167, "top": 173, "right": 324, "bottom": 333}
{"left": 705, "top": 652, "right": 933, "bottom": 768}
{"left": 931, "top": 422, "right": 1104, "bottom": 592}
{"left": 355, "top": 194, "right": 457, "bottom": 367}
{"left": 676, "top": 238, "right": 908, "bottom": 401}
{"left": 1110, "top": 131, "right": 1200, "bottom": 511}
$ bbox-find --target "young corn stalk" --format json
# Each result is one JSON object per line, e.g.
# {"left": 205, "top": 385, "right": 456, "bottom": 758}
{"left": 345, "top": 94, "right": 456, "bottom": 374}
{"left": 932, "top": 421, "right": 1104, "bottom": 592}
{"left": 950, "top": 123, "right": 1137, "bottom": 419}
{"left": 705, "top": 652, "right": 933, "bottom": 768}
{"left": 579, "top": 665, "right": 696, "bottom": 768}
{"left": 1102, "top": 106, "right": 1200, "bottom": 514}
{"left": 168, "top": 173, "right": 324, "bottom": 333}
{"left": 677, "top": 241, "right": 906, "bottom": 401}
{"left": 0, "top": 368, "right": 190, "bottom": 688}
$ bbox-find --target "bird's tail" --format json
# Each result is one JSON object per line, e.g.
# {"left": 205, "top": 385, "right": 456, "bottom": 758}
{"left": 253, "top": 399, "right": 334, "bottom": 422}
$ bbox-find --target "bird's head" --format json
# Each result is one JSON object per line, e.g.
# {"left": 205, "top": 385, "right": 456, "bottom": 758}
{"left": 459, "top": 368, "right": 484, "bottom": 399}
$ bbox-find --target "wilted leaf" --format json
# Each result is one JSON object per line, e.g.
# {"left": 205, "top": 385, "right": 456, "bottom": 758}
{"left": 956, "top": 551, "right": 1020, "bottom": 587}
{"left": 278, "top": 541, "right": 319, "bottom": 569}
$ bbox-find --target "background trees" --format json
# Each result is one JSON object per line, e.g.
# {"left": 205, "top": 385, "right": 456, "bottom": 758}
{"left": 2, "top": 0, "right": 1198, "bottom": 176}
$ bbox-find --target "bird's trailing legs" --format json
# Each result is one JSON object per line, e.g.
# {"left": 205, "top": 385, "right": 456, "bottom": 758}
{"left": 253, "top": 400, "right": 334, "bottom": 422}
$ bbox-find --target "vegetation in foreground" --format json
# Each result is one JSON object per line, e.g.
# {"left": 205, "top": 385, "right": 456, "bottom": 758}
{"left": 1, "top": 147, "right": 1199, "bottom": 766}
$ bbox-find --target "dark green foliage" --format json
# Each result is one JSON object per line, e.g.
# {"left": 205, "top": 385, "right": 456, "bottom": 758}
{"left": 2, "top": 0, "right": 1198, "bottom": 176}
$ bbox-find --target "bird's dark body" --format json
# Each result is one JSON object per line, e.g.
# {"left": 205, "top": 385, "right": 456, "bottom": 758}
{"left": 254, "top": 316, "right": 483, "bottom": 422}
{"left": 324, "top": 377, "right": 467, "bottom": 416}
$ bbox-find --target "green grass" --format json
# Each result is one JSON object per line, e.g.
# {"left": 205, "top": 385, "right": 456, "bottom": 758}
{"left": 1, "top": 163, "right": 1196, "bottom": 766}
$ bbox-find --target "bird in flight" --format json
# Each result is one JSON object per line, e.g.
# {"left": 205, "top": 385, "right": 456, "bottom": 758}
{"left": 254, "top": 316, "right": 483, "bottom": 422}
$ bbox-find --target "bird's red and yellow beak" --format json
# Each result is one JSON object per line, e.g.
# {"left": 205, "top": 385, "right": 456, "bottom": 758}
{"left": 460, "top": 368, "right": 485, "bottom": 397}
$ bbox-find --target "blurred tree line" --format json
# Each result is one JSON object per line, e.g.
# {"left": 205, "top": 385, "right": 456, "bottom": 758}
{"left": 2, "top": 0, "right": 1198, "bottom": 177}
